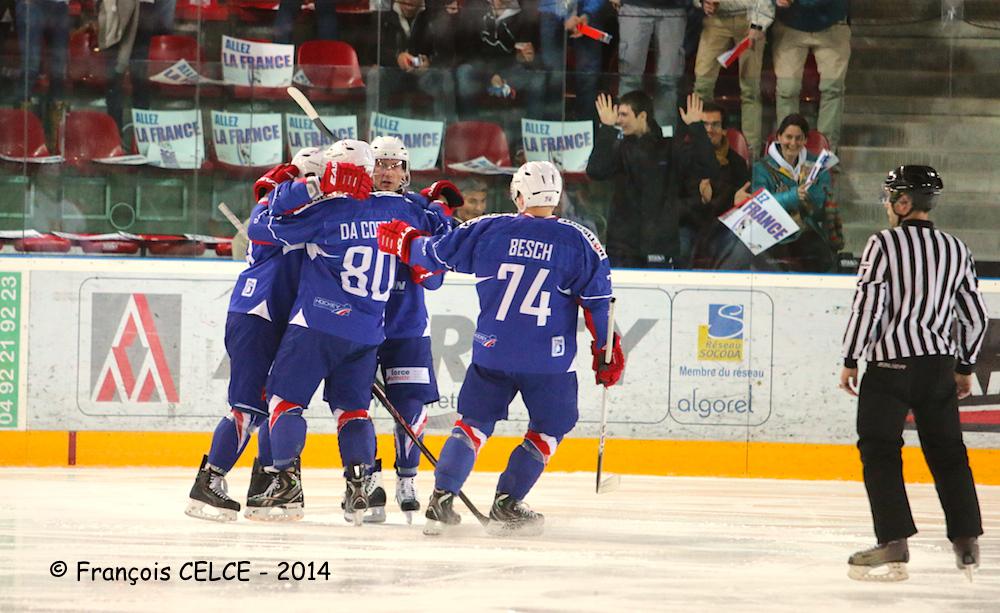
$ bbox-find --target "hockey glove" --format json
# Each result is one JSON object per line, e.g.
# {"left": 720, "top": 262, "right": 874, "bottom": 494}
{"left": 319, "top": 161, "right": 374, "bottom": 200}
{"left": 378, "top": 219, "right": 423, "bottom": 264}
{"left": 590, "top": 333, "right": 625, "bottom": 387}
{"left": 420, "top": 180, "right": 464, "bottom": 216}
{"left": 254, "top": 163, "right": 299, "bottom": 201}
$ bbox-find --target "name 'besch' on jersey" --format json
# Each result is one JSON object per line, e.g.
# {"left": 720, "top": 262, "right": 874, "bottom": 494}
{"left": 408, "top": 213, "right": 613, "bottom": 374}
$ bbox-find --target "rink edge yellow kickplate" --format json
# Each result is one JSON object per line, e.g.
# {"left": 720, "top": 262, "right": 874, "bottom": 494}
{"left": 1, "top": 431, "right": 1000, "bottom": 485}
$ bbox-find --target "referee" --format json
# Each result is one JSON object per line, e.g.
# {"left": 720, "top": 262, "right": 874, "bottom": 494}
{"left": 839, "top": 165, "right": 989, "bottom": 582}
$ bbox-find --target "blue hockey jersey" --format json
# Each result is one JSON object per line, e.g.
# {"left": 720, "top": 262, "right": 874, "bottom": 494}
{"left": 408, "top": 213, "right": 613, "bottom": 373}
{"left": 248, "top": 188, "right": 434, "bottom": 346}
{"left": 227, "top": 201, "right": 304, "bottom": 323}
{"left": 383, "top": 190, "right": 452, "bottom": 340}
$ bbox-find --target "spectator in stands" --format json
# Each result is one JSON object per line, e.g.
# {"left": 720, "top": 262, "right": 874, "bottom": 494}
{"left": 612, "top": 0, "right": 688, "bottom": 130}
{"left": 274, "top": 0, "right": 337, "bottom": 44}
{"left": 10, "top": 0, "right": 69, "bottom": 148}
{"left": 455, "top": 0, "right": 545, "bottom": 119}
{"left": 692, "top": 0, "right": 773, "bottom": 157}
{"left": 686, "top": 100, "right": 752, "bottom": 268}
{"left": 772, "top": 0, "right": 850, "bottom": 150}
{"left": 537, "top": 0, "right": 607, "bottom": 121}
{"left": 586, "top": 90, "right": 715, "bottom": 268}
{"left": 454, "top": 177, "right": 489, "bottom": 222}
{"left": 374, "top": 0, "right": 457, "bottom": 118}
{"left": 98, "top": 0, "right": 176, "bottom": 128}
{"left": 752, "top": 113, "right": 834, "bottom": 272}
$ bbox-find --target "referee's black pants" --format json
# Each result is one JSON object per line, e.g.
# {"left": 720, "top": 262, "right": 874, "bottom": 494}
{"left": 856, "top": 356, "right": 983, "bottom": 543}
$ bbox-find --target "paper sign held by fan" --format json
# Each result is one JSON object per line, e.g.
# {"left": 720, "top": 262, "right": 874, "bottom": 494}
{"left": 719, "top": 188, "right": 799, "bottom": 255}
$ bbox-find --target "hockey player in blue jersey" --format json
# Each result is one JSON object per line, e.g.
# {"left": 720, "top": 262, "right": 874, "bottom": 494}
{"left": 185, "top": 146, "right": 373, "bottom": 522}
{"left": 348, "top": 136, "right": 460, "bottom": 524}
{"left": 378, "top": 161, "right": 626, "bottom": 536}
{"left": 246, "top": 140, "right": 438, "bottom": 525}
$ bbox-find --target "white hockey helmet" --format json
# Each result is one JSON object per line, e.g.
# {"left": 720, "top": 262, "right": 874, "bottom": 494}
{"left": 291, "top": 146, "right": 324, "bottom": 178}
{"left": 371, "top": 135, "right": 410, "bottom": 189}
{"left": 509, "top": 161, "right": 562, "bottom": 212}
{"left": 324, "top": 139, "right": 375, "bottom": 176}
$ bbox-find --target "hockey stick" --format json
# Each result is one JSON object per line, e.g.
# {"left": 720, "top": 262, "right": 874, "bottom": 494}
{"left": 287, "top": 86, "right": 336, "bottom": 141}
{"left": 596, "top": 298, "right": 621, "bottom": 494}
{"left": 217, "top": 202, "right": 248, "bottom": 239}
{"left": 371, "top": 379, "right": 490, "bottom": 527}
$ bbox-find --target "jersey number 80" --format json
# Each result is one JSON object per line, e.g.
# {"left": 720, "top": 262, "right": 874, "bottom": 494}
{"left": 341, "top": 245, "right": 396, "bottom": 301}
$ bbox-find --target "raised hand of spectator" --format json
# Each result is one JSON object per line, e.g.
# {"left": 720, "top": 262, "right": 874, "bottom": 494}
{"left": 703, "top": 0, "right": 719, "bottom": 16}
{"left": 595, "top": 93, "right": 618, "bottom": 127}
{"left": 515, "top": 42, "right": 535, "bottom": 64}
{"left": 397, "top": 51, "right": 416, "bottom": 72}
{"left": 699, "top": 179, "right": 713, "bottom": 204}
{"left": 566, "top": 14, "right": 587, "bottom": 38}
{"left": 797, "top": 182, "right": 810, "bottom": 203}
{"left": 679, "top": 93, "right": 706, "bottom": 125}
{"left": 734, "top": 181, "right": 752, "bottom": 206}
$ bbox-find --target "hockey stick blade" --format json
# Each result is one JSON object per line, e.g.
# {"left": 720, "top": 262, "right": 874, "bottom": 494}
{"left": 217, "top": 202, "right": 247, "bottom": 238}
{"left": 286, "top": 86, "right": 335, "bottom": 141}
{"left": 597, "top": 473, "right": 620, "bottom": 494}
{"left": 371, "top": 380, "right": 490, "bottom": 527}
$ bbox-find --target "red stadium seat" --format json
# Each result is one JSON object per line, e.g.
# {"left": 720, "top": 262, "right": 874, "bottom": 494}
{"left": 214, "top": 241, "right": 233, "bottom": 257}
{"left": 62, "top": 111, "right": 126, "bottom": 167}
{"left": 726, "top": 128, "right": 751, "bottom": 168}
{"left": 14, "top": 234, "right": 72, "bottom": 253}
{"left": 68, "top": 26, "right": 107, "bottom": 90}
{"left": 79, "top": 238, "right": 141, "bottom": 254}
{"left": 141, "top": 234, "right": 207, "bottom": 256}
{"left": 176, "top": 0, "right": 230, "bottom": 21}
{"left": 335, "top": 0, "right": 371, "bottom": 13}
{"left": 0, "top": 109, "right": 50, "bottom": 159}
{"left": 444, "top": 121, "right": 511, "bottom": 172}
{"left": 297, "top": 40, "right": 365, "bottom": 90}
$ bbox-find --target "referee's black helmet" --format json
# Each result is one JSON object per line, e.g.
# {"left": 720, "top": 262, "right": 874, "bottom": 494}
{"left": 883, "top": 165, "right": 944, "bottom": 211}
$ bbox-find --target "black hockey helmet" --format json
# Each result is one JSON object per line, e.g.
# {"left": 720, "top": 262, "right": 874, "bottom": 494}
{"left": 882, "top": 165, "right": 944, "bottom": 211}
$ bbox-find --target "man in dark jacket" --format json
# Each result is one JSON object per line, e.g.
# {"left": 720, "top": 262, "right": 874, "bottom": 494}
{"left": 374, "top": 0, "right": 457, "bottom": 117}
{"left": 586, "top": 90, "right": 715, "bottom": 268}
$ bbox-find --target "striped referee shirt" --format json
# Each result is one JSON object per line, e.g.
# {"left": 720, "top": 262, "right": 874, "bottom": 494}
{"left": 842, "top": 219, "right": 989, "bottom": 375}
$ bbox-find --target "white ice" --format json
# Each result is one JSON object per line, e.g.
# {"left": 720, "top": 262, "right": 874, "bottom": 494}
{"left": 1, "top": 469, "right": 997, "bottom": 612}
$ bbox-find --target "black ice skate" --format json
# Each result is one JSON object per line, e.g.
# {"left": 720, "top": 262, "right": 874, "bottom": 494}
{"left": 423, "top": 489, "right": 461, "bottom": 536}
{"left": 847, "top": 539, "right": 909, "bottom": 582}
{"left": 953, "top": 536, "right": 980, "bottom": 582}
{"left": 342, "top": 460, "right": 386, "bottom": 524}
{"left": 185, "top": 455, "right": 240, "bottom": 522}
{"left": 245, "top": 457, "right": 304, "bottom": 521}
{"left": 244, "top": 463, "right": 304, "bottom": 522}
{"left": 485, "top": 492, "right": 544, "bottom": 537}
{"left": 396, "top": 474, "right": 420, "bottom": 525}
{"left": 342, "top": 463, "right": 369, "bottom": 526}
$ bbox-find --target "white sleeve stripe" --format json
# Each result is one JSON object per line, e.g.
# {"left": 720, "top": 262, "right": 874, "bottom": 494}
{"left": 580, "top": 293, "right": 613, "bottom": 300}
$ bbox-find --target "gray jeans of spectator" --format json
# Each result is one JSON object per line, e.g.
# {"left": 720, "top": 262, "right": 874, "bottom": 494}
{"left": 617, "top": 6, "right": 687, "bottom": 128}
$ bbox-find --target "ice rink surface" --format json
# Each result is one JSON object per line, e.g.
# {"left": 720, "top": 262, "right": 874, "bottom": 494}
{"left": 1, "top": 468, "right": 997, "bottom": 612}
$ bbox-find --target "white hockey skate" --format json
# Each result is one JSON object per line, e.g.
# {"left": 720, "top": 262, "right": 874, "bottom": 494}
{"left": 185, "top": 455, "right": 239, "bottom": 523}
{"left": 396, "top": 475, "right": 420, "bottom": 525}
{"left": 847, "top": 539, "right": 909, "bottom": 582}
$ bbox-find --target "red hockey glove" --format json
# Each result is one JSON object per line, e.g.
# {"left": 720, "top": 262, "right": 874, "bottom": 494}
{"left": 378, "top": 219, "right": 423, "bottom": 264}
{"left": 319, "top": 161, "right": 373, "bottom": 200}
{"left": 591, "top": 333, "right": 625, "bottom": 387}
{"left": 254, "top": 163, "right": 299, "bottom": 200}
{"left": 410, "top": 263, "right": 439, "bottom": 285}
{"left": 420, "top": 180, "right": 464, "bottom": 216}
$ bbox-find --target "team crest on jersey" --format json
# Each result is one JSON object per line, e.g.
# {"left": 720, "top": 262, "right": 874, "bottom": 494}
{"left": 314, "top": 297, "right": 352, "bottom": 316}
{"left": 474, "top": 332, "right": 498, "bottom": 348}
